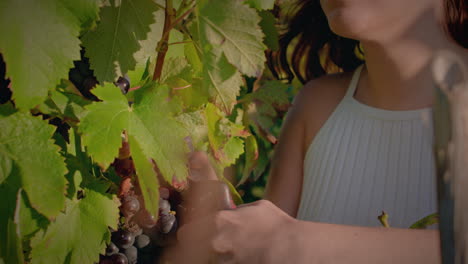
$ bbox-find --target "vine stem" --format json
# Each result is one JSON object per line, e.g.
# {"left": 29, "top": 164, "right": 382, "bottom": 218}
{"left": 153, "top": 0, "right": 174, "bottom": 81}
{"left": 169, "top": 40, "right": 192, "bottom": 46}
{"left": 152, "top": 1, "right": 196, "bottom": 81}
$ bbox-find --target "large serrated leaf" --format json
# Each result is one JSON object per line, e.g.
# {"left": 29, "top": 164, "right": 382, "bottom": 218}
{"left": 78, "top": 85, "right": 131, "bottom": 167}
{"left": 0, "top": 0, "right": 81, "bottom": 110}
{"left": 17, "top": 190, "right": 49, "bottom": 240}
{"left": 30, "top": 190, "right": 119, "bottom": 264}
{"left": 79, "top": 83, "right": 189, "bottom": 216}
{"left": 63, "top": 0, "right": 101, "bottom": 30}
{"left": 199, "top": 0, "right": 266, "bottom": 77}
{"left": 238, "top": 135, "right": 259, "bottom": 186}
{"left": 82, "top": 0, "right": 158, "bottom": 82}
{"left": 38, "top": 89, "right": 91, "bottom": 123}
{"left": 259, "top": 10, "right": 279, "bottom": 51}
{"left": 0, "top": 189, "right": 24, "bottom": 264}
{"left": 133, "top": 8, "right": 164, "bottom": 68}
{"left": 0, "top": 113, "right": 67, "bottom": 219}
{"left": 246, "top": 81, "right": 290, "bottom": 141}
{"left": 3, "top": 219, "right": 23, "bottom": 264}
{"left": 205, "top": 103, "right": 246, "bottom": 167}
{"left": 129, "top": 136, "right": 159, "bottom": 214}
{"left": 177, "top": 110, "right": 209, "bottom": 150}
{"left": 245, "top": 0, "right": 275, "bottom": 10}
{"left": 202, "top": 48, "right": 243, "bottom": 115}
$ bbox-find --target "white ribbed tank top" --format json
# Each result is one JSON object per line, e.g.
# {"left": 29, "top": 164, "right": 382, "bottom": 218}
{"left": 296, "top": 65, "right": 438, "bottom": 228}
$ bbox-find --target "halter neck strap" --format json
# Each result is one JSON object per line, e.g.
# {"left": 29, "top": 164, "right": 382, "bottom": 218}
{"left": 345, "top": 64, "right": 365, "bottom": 98}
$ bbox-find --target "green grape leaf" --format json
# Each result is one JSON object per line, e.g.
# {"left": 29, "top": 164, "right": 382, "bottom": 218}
{"left": 205, "top": 103, "right": 246, "bottom": 167}
{"left": 202, "top": 48, "right": 243, "bottom": 115}
{"left": 133, "top": 9, "right": 164, "bottom": 68}
{"left": 79, "top": 83, "right": 189, "bottom": 215}
{"left": 184, "top": 41, "right": 202, "bottom": 75}
{"left": 0, "top": 103, "right": 16, "bottom": 117}
{"left": 17, "top": 190, "right": 49, "bottom": 239}
{"left": 3, "top": 218, "right": 23, "bottom": 264}
{"left": 199, "top": 0, "right": 266, "bottom": 77}
{"left": 0, "top": 113, "right": 67, "bottom": 219}
{"left": 253, "top": 139, "right": 273, "bottom": 181}
{"left": 64, "top": 129, "right": 113, "bottom": 200}
{"left": 166, "top": 30, "right": 186, "bottom": 59}
{"left": 78, "top": 84, "right": 131, "bottom": 167}
{"left": 245, "top": 0, "right": 275, "bottom": 10}
{"left": 82, "top": 0, "right": 158, "bottom": 83}
{"left": 126, "top": 61, "right": 150, "bottom": 89}
{"left": 170, "top": 76, "right": 208, "bottom": 110}
{"left": 222, "top": 137, "right": 245, "bottom": 167}
{"left": 130, "top": 84, "right": 189, "bottom": 184}
{"left": 30, "top": 189, "right": 119, "bottom": 264}
{"left": 0, "top": 188, "right": 24, "bottom": 264}
{"left": 165, "top": 61, "right": 209, "bottom": 110}
{"left": 221, "top": 176, "right": 244, "bottom": 205}
{"left": 177, "top": 110, "right": 209, "bottom": 151}
{"left": 125, "top": 7, "right": 163, "bottom": 88}
{"left": 161, "top": 57, "right": 189, "bottom": 83}
{"left": 238, "top": 135, "right": 259, "bottom": 186}
{"left": 246, "top": 81, "right": 290, "bottom": 142}
{"left": 0, "top": 0, "right": 81, "bottom": 110}
{"left": 63, "top": 0, "right": 101, "bottom": 30}
{"left": 38, "top": 89, "right": 91, "bottom": 123}
{"left": 259, "top": 10, "right": 279, "bottom": 51}
{"left": 249, "top": 81, "right": 290, "bottom": 113}
{"left": 129, "top": 136, "right": 160, "bottom": 214}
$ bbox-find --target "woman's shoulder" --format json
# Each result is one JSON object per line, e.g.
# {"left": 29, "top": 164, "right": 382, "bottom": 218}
{"left": 291, "top": 71, "right": 354, "bottom": 149}
{"left": 296, "top": 72, "right": 351, "bottom": 103}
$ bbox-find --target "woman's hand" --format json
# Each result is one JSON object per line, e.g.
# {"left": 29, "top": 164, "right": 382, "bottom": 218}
{"left": 165, "top": 199, "right": 296, "bottom": 264}
{"left": 161, "top": 152, "right": 298, "bottom": 264}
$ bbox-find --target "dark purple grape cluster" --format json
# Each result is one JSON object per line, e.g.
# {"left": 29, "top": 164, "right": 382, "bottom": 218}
{"left": 99, "top": 187, "right": 178, "bottom": 264}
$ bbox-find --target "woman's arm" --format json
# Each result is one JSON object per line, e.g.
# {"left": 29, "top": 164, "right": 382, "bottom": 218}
{"left": 264, "top": 74, "right": 350, "bottom": 217}
{"left": 172, "top": 198, "right": 440, "bottom": 264}
{"left": 290, "top": 217, "right": 441, "bottom": 264}
{"left": 263, "top": 90, "right": 306, "bottom": 217}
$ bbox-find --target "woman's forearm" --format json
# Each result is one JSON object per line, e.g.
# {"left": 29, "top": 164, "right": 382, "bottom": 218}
{"left": 284, "top": 220, "right": 441, "bottom": 264}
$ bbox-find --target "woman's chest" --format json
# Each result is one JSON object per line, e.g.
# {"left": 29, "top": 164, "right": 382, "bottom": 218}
{"left": 298, "top": 114, "right": 437, "bottom": 227}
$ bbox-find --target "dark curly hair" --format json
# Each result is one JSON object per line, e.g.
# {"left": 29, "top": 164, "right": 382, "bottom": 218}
{"left": 268, "top": 0, "right": 468, "bottom": 84}
{"left": 267, "top": 0, "right": 364, "bottom": 84}
{"left": 444, "top": 0, "right": 468, "bottom": 48}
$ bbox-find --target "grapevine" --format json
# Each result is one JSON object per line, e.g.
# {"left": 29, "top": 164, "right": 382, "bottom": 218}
{"left": 0, "top": 0, "right": 291, "bottom": 263}
{"left": 0, "top": 1, "right": 440, "bottom": 263}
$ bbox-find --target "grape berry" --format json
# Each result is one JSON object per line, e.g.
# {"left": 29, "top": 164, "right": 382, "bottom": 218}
{"left": 115, "top": 76, "right": 130, "bottom": 95}
{"left": 121, "top": 196, "right": 140, "bottom": 217}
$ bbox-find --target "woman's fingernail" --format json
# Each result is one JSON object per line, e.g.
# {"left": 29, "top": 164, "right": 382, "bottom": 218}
{"left": 189, "top": 168, "right": 202, "bottom": 181}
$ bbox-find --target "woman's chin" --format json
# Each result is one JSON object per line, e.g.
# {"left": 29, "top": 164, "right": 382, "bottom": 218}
{"left": 326, "top": 10, "right": 372, "bottom": 40}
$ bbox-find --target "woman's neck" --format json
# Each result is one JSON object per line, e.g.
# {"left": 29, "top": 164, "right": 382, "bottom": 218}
{"left": 357, "top": 9, "right": 465, "bottom": 110}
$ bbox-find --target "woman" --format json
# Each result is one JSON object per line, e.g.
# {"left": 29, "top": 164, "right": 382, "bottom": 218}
{"left": 170, "top": 0, "right": 468, "bottom": 263}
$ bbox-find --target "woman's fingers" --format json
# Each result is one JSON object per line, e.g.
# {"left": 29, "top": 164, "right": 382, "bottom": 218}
{"left": 181, "top": 151, "right": 234, "bottom": 224}
{"left": 171, "top": 151, "right": 239, "bottom": 263}
{"left": 189, "top": 151, "right": 218, "bottom": 181}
